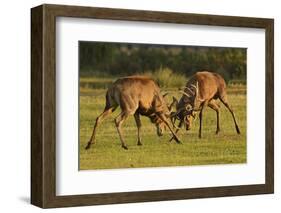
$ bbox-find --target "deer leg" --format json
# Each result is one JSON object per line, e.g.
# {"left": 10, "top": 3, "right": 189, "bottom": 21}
{"left": 171, "top": 116, "right": 177, "bottom": 129}
{"left": 176, "top": 119, "right": 183, "bottom": 134}
{"left": 169, "top": 119, "right": 183, "bottom": 142}
{"left": 208, "top": 100, "right": 220, "bottom": 134}
{"left": 199, "top": 109, "right": 203, "bottom": 138}
{"left": 198, "top": 103, "right": 207, "bottom": 138}
{"left": 85, "top": 107, "right": 115, "bottom": 150}
{"left": 115, "top": 111, "right": 130, "bottom": 150}
{"left": 157, "top": 113, "right": 181, "bottom": 144}
{"left": 134, "top": 113, "right": 142, "bottom": 146}
{"left": 220, "top": 97, "right": 241, "bottom": 134}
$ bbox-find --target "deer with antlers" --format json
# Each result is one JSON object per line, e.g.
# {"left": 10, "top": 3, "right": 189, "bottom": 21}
{"left": 85, "top": 76, "right": 181, "bottom": 150}
{"left": 171, "top": 71, "right": 241, "bottom": 138}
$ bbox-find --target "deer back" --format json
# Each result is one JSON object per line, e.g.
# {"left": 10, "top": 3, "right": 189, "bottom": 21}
{"left": 178, "top": 71, "right": 226, "bottom": 111}
{"left": 108, "top": 76, "right": 169, "bottom": 115}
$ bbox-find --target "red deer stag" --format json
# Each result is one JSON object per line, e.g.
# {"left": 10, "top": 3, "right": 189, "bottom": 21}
{"left": 171, "top": 71, "right": 241, "bottom": 138}
{"left": 85, "top": 76, "right": 181, "bottom": 150}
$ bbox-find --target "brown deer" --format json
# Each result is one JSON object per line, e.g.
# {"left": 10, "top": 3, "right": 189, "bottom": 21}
{"left": 85, "top": 76, "right": 181, "bottom": 150}
{"left": 171, "top": 71, "right": 241, "bottom": 138}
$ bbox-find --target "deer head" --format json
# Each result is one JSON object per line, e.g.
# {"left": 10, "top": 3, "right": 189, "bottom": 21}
{"left": 169, "top": 82, "right": 199, "bottom": 131}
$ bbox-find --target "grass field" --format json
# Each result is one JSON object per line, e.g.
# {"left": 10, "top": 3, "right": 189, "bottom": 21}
{"left": 79, "top": 77, "right": 246, "bottom": 170}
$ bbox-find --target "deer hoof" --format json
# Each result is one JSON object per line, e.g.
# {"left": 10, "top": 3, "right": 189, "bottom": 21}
{"left": 175, "top": 139, "right": 182, "bottom": 144}
{"left": 173, "top": 135, "right": 181, "bottom": 144}
{"left": 137, "top": 141, "right": 142, "bottom": 146}
{"left": 122, "top": 145, "right": 128, "bottom": 150}
{"left": 236, "top": 126, "right": 241, "bottom": 134}
{"left": 85, "top": 142, "right": 91, "bottom": 150}
{"left": 170, "top": 136, "right": 181, "bottom": 144}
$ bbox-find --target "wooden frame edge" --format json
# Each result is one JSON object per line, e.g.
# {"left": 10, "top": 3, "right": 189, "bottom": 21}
{"left": 265, "top": 19, "right": 274, "bottom": 194}
{"left": 31, "top": 5, "right": 44, "bottom": 207}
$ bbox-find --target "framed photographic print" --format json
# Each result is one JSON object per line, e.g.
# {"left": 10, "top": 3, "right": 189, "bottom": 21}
{"left": 31, "top": 4, "right": 274, "bottom": 208}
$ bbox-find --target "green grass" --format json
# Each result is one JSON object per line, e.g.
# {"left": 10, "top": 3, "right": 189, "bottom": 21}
{"left": 79, "top": 83, "right": 246, "bottom": 170}
{"left": 145, "top": 67, "right": 187, "bottom": 88}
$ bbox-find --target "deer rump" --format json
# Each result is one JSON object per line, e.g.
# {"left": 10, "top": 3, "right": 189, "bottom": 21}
{"left": 172, "top": 71, "right": 241, "bottom": 138}
{"left": 85, "top": 76, "right": 180, "bottom": 150}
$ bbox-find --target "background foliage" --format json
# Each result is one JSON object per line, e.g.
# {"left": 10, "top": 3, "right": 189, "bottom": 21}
{"left": 79, "top": 42, "right": 247, "bottom": 83}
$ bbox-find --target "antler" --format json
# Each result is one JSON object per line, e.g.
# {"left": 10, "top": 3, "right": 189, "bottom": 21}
{"left": 190, "top": 83, "right": 197, "bottom": 90}
{"left": 184, "top": 86, "right": 196, "bottom": 95}
{"left": 179, "top": 90, "right": 190, "bottom": 97}
{"left": 162, "top": 92, "right": 169, "bottom": 98}
{"left": 168, "top": 96, "right": 178, "bottom": 112}
{"left": 170, "top": 106, "right": 186, "bottom": 118}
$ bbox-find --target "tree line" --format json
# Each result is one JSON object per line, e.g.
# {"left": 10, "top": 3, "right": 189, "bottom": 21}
{"left": 79, "top": 42, "right": 246, "bottom": 82}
